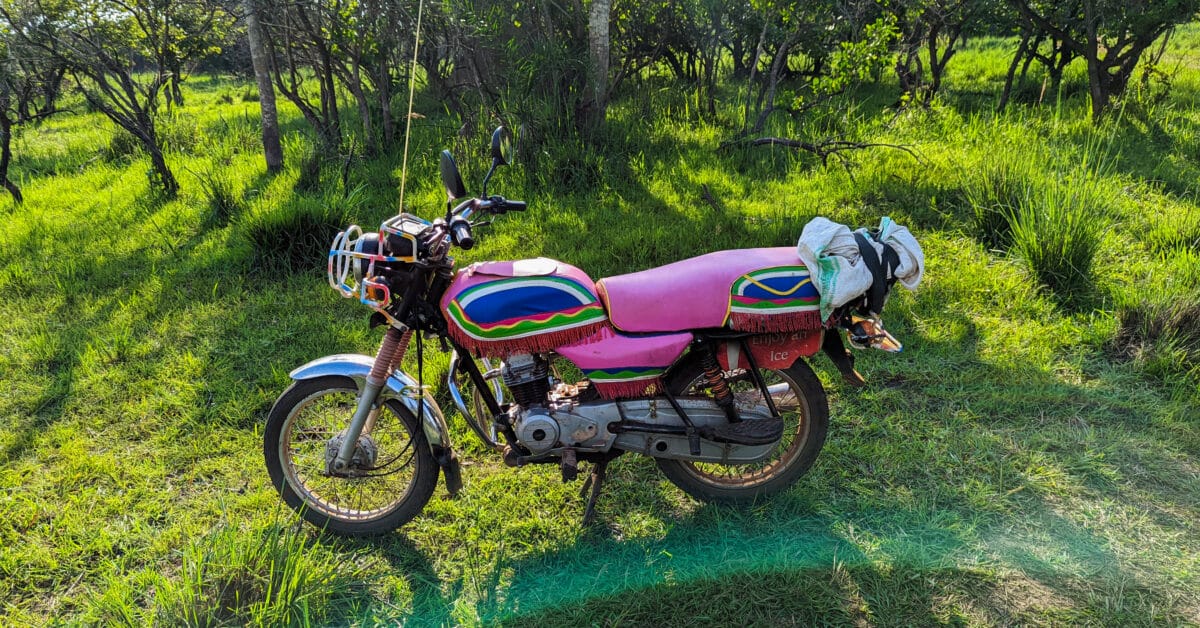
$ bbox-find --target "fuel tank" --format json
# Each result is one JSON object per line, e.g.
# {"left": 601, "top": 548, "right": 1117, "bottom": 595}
{"left": 440, "top": 257, "right": 608, "bottom": 356}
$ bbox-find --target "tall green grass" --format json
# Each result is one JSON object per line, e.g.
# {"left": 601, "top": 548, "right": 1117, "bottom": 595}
{"left": 961, "top": 151, "right": 1034, "bottom": 250}
{"left": 1113, "top": 248, "right": 1200, "bottom": 390}
{"left": 151, "top": 518, "right": 366, "bottom": 626}
{"left": 958, "top": 128, "right": 1114, "bottom": 306}
{"left": 189, "top": 164, "right": 244, "bottom": 226}
{"left": 1007, "top": 173, "right": 1107, "bottom": 305}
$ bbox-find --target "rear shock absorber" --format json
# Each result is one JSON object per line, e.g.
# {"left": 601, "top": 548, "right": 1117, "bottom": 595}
{"left": 699, "top": 345, "right": 740, "bottom": 423}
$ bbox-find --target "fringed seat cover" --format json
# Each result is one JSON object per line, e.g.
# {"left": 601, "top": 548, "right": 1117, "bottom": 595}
{"left": 597, "top": 248, "right": 823, "bottom": 334}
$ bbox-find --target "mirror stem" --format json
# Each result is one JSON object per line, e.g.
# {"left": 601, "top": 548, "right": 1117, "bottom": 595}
{"left": 482, "top": 160, "right": 499, "bottom": 197}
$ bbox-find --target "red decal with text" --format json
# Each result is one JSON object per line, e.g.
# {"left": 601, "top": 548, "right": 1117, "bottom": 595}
{"left": 717, "top": 330, "right": 823, "bottom": 371}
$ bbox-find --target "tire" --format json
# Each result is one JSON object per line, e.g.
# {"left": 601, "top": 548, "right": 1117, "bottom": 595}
{"left": 263, "top": 375, "right": 438, "bottom": 536}
{"left": 656, "top": 354, "right": 829, "bottom": 504}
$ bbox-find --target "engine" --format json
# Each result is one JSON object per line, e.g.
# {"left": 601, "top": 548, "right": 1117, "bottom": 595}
{"left": 501, "top": 353, "right": 551, "bottom": 407}
{"left": 503, "top": 353, "right": 604, "bottom": 455}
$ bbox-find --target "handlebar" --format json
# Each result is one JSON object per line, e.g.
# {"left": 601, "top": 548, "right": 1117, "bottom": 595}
{"left": 449, "top": 216, "right": 474, "bottom": 250}
{"left": 451, "top": 195, "right": 527, "bottom": 219}
{"left": 435, "top": 195, "right": 527, "bottom": 253}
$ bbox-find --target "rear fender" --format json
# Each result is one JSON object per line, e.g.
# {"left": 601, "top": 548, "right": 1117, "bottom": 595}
{"left": 289, "top": 353, "right": 451, "bottom": 451}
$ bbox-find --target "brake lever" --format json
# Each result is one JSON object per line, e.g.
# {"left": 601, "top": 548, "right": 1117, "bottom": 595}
{"left": 472, "top": 220, "right": 493, "bottom": 228}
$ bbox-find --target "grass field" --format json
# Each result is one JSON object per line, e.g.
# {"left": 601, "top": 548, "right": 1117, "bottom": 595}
{"left": 1, "top": 29, "right": 1199, "bottom": 626}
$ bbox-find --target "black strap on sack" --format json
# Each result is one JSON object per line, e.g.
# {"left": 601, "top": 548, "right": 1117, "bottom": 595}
{"left": 853, "top": 231, "right": 900, "bottom": 316}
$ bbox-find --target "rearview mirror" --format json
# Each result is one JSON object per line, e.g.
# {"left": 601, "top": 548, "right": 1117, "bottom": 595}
{"left": 482, "top": 127, "right": 511, "bottom": 196}
{"left": 440, "top": 150, "right": 467, "bottom": 200}
{"left": 490, "top": 126, "right": 511, "bottom": 166}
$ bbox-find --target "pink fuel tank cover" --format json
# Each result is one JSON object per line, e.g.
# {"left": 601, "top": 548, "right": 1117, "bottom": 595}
{"left": 441, "top": 258, "right": 608, "bottom": 356}
{"left": 596, "top": 247, "right": 815, "bottom": 333}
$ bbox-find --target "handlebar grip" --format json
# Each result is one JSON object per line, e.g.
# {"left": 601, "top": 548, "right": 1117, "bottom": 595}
{"left": 450, "top": 218, "right": 474, "bottom": 250}
{"left": 504, "top": 200, "right": 527, "bottom": 212}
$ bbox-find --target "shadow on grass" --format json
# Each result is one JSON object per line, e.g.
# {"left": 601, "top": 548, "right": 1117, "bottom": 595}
{"left": 361, "top": 304, "right": 1195, "bottom": 625}
{"left": 1079, "top": 104, "right": 1200, "bottom": 200}
{"left": 493, "top": 513, "right": 970, "bottom": 627}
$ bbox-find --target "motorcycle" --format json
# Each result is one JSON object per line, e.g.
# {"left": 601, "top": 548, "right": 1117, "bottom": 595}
{"left": 263, "top": 127, "right": 908, "bottom": 536}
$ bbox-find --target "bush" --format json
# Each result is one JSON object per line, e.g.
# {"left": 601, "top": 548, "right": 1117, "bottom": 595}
{"left": 961, "top": 153, "right": 1032, "bottom": 250}
{"left": 1008, "top": 174, "right": 1106, "bottom": 305}
{"left": 1112, "top": 249, "right": 1200, "bottom": 384}
{"left": 243, "top": 194, "right": 352, "bottom": 270}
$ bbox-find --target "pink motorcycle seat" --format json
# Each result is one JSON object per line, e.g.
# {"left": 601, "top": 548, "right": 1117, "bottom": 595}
{"left": 597, "top": 248, "right": 814, "bottom": 333}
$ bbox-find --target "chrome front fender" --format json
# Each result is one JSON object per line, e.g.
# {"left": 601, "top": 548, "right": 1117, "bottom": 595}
{"left": 289, "top": 353, "right": 451, "bottom": 450}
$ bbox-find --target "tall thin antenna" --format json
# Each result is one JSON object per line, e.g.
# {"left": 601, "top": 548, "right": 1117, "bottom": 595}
{"left": 397, "top": 0, "right": 425, "bottom": 215}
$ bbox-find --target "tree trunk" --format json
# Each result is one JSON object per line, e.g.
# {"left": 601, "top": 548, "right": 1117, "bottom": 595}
{"left": 896, "top": 22, "right": 925, "bottom": 101}
{"left": 319, "top": 53, "right": 340, "bottom": 149}
{"left": 146, "top": 140, "right": 179, "bottom": 196}
{"left": 169, "top": 72, "right": 184, "bottom": 107}
{"left": 741, "top": 17, "right": 769, "bottom": 132}
{"left": 1082, "top": 0, "right": 1107, "bottom": 121}
{"left": 927, "top": 25, "right": 960, "bottom": 100}
{"left": 347, "top": 61, "right": 374, "bottom": 153}
{"left": 0, "top": 102, "right": 22, "bottom": 204}
{"left": 749, "top": 33, "right": 798, "bottom": 134}
{"left": 378, "top": 59, "right": 394, "bottom": 146}
{"left": 244, "top": 0, "right": 283, "bottom": 171}
{"left": 36, "top": 67, "right": 65, "bottom": 121}
{"left": 999, "top": 33, "right": 1031, "bottom": 111}
{"left": 585, "top": 0, "right": 611, "bottom": 128}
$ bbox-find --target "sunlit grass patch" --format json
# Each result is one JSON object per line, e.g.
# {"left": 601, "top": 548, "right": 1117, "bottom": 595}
{"left": 152, "top": 519, "right": 367, "bottom": 626}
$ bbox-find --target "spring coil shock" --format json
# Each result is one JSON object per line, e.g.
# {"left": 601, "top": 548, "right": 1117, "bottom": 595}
{"left": 699, "top": 345, "right": 739, "bottom": 422}
{"left": 369, "top": 327, "right": 414, "bottom": 385}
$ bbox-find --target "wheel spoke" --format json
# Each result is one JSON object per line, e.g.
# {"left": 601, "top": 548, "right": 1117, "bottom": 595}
{"left": 280, "top": 387, "right": 421, "bottom": 521}
{"left": 682, "top": 368, "right": 808, "bottom": 488}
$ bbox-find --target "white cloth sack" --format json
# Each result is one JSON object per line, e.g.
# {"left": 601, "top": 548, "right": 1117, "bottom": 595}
{"left": 796, "top": 216, "right": 924, "bottom": 320}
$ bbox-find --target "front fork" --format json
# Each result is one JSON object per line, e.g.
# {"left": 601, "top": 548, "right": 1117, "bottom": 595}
{"left": 332, "top": 326, "right": 413, "bottom": 471}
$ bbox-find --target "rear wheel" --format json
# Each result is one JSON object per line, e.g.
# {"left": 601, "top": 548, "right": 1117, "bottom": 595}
{"left": 264, "top": 376, "right": 438, "bottom": 536}
{"left": 656, "top": 356, "right": 828, "bottom": 503}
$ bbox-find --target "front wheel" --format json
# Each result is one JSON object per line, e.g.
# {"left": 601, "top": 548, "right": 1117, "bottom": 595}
{"left": 656, "top": 356, "right": 829, "bottom": 503}
{"left": 264, "top": 375, "right": 438, "bottom": 536}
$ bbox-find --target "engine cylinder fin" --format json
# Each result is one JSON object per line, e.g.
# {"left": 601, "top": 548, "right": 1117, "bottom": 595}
{"left": 503, "top": 353, "right": 551, "bottom": 407}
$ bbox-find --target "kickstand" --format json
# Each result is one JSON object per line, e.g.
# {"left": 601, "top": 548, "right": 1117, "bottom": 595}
{"left": 580, "top": 459, "right": 609, "bottom": 527}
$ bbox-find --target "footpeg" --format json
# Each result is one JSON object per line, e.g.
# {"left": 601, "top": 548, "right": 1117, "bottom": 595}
{"left": 701, "top": 418, "right": 784, "bottom": 445}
